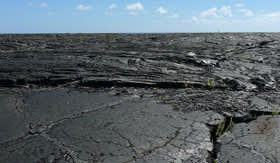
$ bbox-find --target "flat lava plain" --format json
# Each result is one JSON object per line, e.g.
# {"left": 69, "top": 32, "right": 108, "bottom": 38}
{"left": 0, "top": 33, "right": 280, "bottom": 163}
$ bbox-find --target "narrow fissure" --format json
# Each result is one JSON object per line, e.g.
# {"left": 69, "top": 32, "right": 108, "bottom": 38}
{"left": 1, "top": 78, "right": 234, "bottom": 91}
{"left": 208, "top": 110, "right": 279, "bottom": 163}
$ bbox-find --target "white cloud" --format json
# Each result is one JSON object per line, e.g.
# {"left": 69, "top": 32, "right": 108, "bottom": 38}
{"left": 126, "top": 2, "right": 144, "bottom": 11}
{"left": 245, "top": 12, "right": 280, "bottom": 25}
{"left": 192, "top": 16, "right": 198, "bottom": 22}
{"left": 200, "top": 8, "right": 218, "bottom": 18}
{"left": 200, "top": 6, "right": 232, "bottom": 18}
{"left": 40, "top": 3, "right": 48, "bottom": 8}
{"left": 157, "top": 7, "right": 168, "bottom": 14}
{"left": 220, "top": 6, "right": 232, "bottom": 17}
{"left": 76, "top": 4, "right": 92, "bottom": 11}
{"left": 109, "top": 4, "right": 117, "bottom": 10}
{"left": 240, "top": 9, "right": 254, "bottom": 17}
{"left": 264, "top": 12, "right": 280, "bottom": 18}
{"left": 235, "top": 3, "right": 244, "bottom": 8}
{"left": 169, "top": 14, "right": 179, "bottom": 19}
{"left": 129, "top": 12, "right": 137, "bottom": 16}
{"left": 260, "top": 12, "right": 280, "bottom": 22}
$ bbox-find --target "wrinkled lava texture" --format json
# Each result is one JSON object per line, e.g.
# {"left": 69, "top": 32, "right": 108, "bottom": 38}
{"left": 0, "top": 33, "right": 280, "bottom": 163}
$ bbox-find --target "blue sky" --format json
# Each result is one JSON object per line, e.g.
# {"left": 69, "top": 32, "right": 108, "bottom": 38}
{"left": 1, "top": 0, "right": 280, "bottom": 33}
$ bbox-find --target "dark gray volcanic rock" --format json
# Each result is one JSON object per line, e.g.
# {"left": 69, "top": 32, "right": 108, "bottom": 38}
{"left": 217, "top": 115, "right": 280, "bottom": 163}
{"left": 1, "top": 33, "right": 280, "bottom": 91}
{"left": 0, "top": 88, "right": 223, "bottom": 163}
{"left": 0, "top": 33, "right": 280, "bottom": 163}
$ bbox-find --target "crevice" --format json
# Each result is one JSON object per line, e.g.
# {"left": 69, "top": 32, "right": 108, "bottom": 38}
{"left": 207, "top": 124, "right": 219, "bottom": 163}
{"left": 0, "top": 133, "right": 32, "bottom": 148}
{"left": 80, "top": 80, "right": 199, "bottom": 89}
{"left": 141, "top": 128, "right": 181, "bottom": 156}
{"left": 0, "top": 78, "right": 240, "bottom": 91}
{"left": 29, "top": 97, "right": 134, "bottom": 136}
{"left": 122, "top": 128, "right": 181, "bottom": 163}
{"left": 207, "top": 110, "right": 280, "bottom": 163}
{"left": 40, "top": 132, "right": 88, "bottom": 163}
{"left": 245, "top": 40, "right": 276, "bottom": 50}
{"left": 79, "top": 80, "right": 229, "bottom": 90}
{"left": 111, "top": 129, "right": 138, "bottom": 162}
{"left": 1, "top": 75, "right": 266, "bottom": 93}
{"left": 0, "top": 96, "right": 134, "bottom": 152}
{"left": 0, "top": 78, "right": 80, "bottom": 88}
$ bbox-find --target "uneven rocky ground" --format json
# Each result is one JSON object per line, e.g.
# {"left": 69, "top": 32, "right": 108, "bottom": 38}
{"left": 0, "top": 33, "right": 280, "bottom": 163}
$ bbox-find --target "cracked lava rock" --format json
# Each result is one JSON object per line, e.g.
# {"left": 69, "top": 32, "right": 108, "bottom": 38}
{"left": 0, "top": 33, "right": 280, "bottom": 163}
